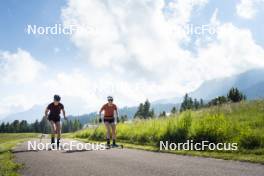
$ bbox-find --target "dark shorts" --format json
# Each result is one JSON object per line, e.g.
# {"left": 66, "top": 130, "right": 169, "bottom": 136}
{"left": 104, "top": 118, "right": 115, "bottom": 124}
{"left": 48, "top": 115, "right": 61, "bottom": 123}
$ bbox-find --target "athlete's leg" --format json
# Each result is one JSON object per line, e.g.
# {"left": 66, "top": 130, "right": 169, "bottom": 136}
{"left": 110, "top": 123, "right": 116, "bottom": 145}
{"left": 49, "top": 121, "right": 56, "bottom": 144}
{"left": 104, "top": 122, "right": 111, "bottom": 145}
{"left": 55, "top": 121, "right": 61, "bottom": 139}
{"left": 55, "top": 121, "right": 61, "bottom": 147}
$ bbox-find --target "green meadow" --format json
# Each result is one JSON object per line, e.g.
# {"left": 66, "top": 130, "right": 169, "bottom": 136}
{"left": 0, "top": 133, "right": 38, "bottom": 176}
{"left": 72, "top": 100, "right": 264, "bottom": 163}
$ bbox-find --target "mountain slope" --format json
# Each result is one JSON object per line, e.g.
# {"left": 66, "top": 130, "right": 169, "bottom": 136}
{"left": 190, "top": 68, "right": 264, "bottom": 100}
{"left": 1, "top": 103, "right": 177, "bottom": 124}
{"left": 151, "top": 68, "right": 264, "bottom": 104}
{"left": 1, "top": 105, "right": 44, "bottom": 123}
{"left": 3, "top": 69, "right": 264, "bottom": 123}
{"left": 242, "top": 81, "right": 264, "bottom": 99}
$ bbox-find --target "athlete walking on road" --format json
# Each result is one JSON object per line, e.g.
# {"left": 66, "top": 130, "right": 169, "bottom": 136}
{"left": 45, "top": 95, "right": 67, "bottom": 147}
{"left": 99, "top": 96, "right": 119, "bottom": 147}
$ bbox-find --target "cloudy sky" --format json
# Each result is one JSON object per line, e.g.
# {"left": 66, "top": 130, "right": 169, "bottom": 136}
{"left": 0, "top": 0, "right": 264, "bottom": 118}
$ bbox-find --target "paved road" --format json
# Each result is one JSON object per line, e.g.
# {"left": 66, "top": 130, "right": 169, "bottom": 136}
{"left": 14, "top": 139, "right": 264, "bottom": 176}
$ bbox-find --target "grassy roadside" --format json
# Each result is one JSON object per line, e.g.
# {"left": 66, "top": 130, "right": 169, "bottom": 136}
{"left": 67, "top": 136, "right": 264, "bottom": 164}
{"left": 67, "top": 134, "right": 264, "bottom": 164}
{"left": 0, "top": 133, "right": 38, "bottom": 176}
{"left": 66, "top": 100, "right": 264, "bottom": 164}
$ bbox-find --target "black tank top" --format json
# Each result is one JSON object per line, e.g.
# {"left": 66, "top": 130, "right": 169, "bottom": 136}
{"left": 47, "top": 103, "right": 64, "bottom": 117}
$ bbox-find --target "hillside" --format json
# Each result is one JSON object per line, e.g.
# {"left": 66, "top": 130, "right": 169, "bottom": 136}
{"left": 1, "top": 103, "right": 177, "bottom": 124}
{"left": 1, "top": 105, "right": 44, "bottom": 123}
{"left": 190, "top": 68, "right": 264, "bottom": 100}
{"left": 2, "top": 68, "right": 264, "bottom": 124}
{"left": 154, "top": 68, "right": 264, "bottom": 105}
{"left": 74, "top": 100, "right": 264, "bottom": 152}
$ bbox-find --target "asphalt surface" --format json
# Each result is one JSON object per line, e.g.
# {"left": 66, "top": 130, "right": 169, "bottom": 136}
{"left": 14, "top": 139, "right": 264, "bottom": 176}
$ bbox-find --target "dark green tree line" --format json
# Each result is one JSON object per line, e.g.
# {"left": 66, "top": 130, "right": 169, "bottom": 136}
{"left": 180, "top": 94, "right": 205, "bottom": 112}
{"left": 134, "top": 99, "right": 155, "bottom": 119}
{"left": 227, "top": 87, "right": 246, "bottom": 102}
{"left": 0, "top": 117, "right": 82, "bottom": 133}
{"left": 180, "top": 87, "right": 246, "bottom": 112}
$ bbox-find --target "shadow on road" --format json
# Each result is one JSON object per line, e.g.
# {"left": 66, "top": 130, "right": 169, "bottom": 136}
{"left": 62, "top": 149, "right": 98, "bottom": 153}
{"left": 12, "top": 150, "right": 38, "bottom": 154}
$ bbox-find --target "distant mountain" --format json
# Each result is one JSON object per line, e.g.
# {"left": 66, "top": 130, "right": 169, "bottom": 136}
{"left": 151, "top": 103, "right": 180, "bottom": 114}
{"left": 68, "top": 103, "right": 178, "bottom": 125}
{"left": 3, "top": 69, "right": 263, "bottom": 124}
{"left": 190, "top": 68, "right": 264, "bottom": 100}
{"left": 151, "top": 68, "right": 264, "bottom": 105}
{"left": 1, "top": 105, "right": 44, "bottom": 123}
{"left": 119, "top": 106, "right": 137, "bottom": 118}
{"left": 118, "top": 104, "right": 180, "bottom": 118}
{"left": 242, "top": 81, "right": 264, "bottom": 99}
{"left": 1, "top": 102, "right": 177, "bottom": 125}
{"left": 153, "top": 97, "right": 182, "bottom": 105}
{"left": 67, "top": 113, "right": 97, "bottom": 124}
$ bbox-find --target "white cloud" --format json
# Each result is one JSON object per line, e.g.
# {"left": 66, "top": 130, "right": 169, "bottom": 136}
{"left": 197, "top": 23, "right": 264, "bottom": 79}
{"left": 61, "top": 0, "right": 207, "bottom": 72}
{"left": 236, "top": 0, "right": 264, "bottom": 19}
{"left": 3, "top": 0, "right": 264, "bottom": 118}
{"left": 195, "top": 9, "right": 264, "bottom": 78}
{"left": 60, "top": 0, "right": 264, "bottom": 104}
{"left": 0, "top": 48, "right": 46, "bottom": 117}
{"left": 61, "top": 0, "right": 207, "bottom": 92}
{"left": 0, "top": 94, "right": 35, "bottom": 116}
{"left": 43, "top": 70, "right": 108, "bottom": 113}
{"left": 165, "top": 0, "right": 208, "bottom": 25}
{"left": 43, "top": 70, "right": 176, "bottom": 112}
{"left": 0, "top": 48, "right": 45, "bottom": 84}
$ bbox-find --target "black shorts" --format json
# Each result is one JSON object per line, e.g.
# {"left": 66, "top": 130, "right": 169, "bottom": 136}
{"left": 48, "top": 115, "right": 61, "bottom": 123}
{"left": 104, "top": 118, "right": 115, "bottom": 124}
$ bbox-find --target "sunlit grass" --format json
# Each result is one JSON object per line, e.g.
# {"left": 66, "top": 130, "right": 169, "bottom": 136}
{"left": 0, "top": 133, "right": 38, "bottom": 176}
{"left": 72, "top": 100, "right": 264, "bottom": 163}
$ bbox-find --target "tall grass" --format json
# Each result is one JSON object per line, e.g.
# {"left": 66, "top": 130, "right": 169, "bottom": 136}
{"left": 74, "top": 100, "right": 264, "bottom": 151}
{"left": 0, "top": 133, "right": 38, "bottom": 176}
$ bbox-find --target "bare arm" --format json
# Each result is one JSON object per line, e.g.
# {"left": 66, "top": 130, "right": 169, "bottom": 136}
{"left": 115, "top": 109, "right": 119, "bottom": 118}
{"left": 98, "top": 108, "right": 104, "bottom": 123}
{"left": 62, "top": 109, "right": 66, "bottom": 119}
{"left": 115, "top": 105, "right": 119, "bottom": 122}
{"left": 45, "top": 108, "right": 49, "bottom": 118}
{"left": 99, "top": 106, "right": 104, "bottom": 118}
